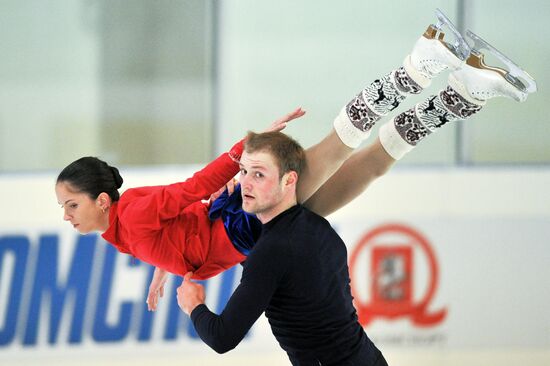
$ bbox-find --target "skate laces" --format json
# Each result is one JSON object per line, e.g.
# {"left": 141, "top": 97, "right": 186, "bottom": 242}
{"left": 418, "top": 60, "right": 450, "bottom": 79}
{"left": 412, "top": 9, "right": 470, "bottom": 79}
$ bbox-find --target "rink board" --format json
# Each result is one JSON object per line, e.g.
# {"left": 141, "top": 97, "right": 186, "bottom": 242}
{"left": 0, "top": 167, "right": 549, "bottom": 366}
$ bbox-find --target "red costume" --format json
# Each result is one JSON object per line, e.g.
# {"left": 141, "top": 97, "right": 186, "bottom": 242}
{"left": 101, "top": 140, "right": 247, "bottom": 280}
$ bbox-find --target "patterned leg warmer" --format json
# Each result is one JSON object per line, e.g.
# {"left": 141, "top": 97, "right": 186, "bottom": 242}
{"left": 334, "top": 56, "right": 431, "bottom": 149}
{"left": 379, "top": 85, "right": 485, "bottom": 160}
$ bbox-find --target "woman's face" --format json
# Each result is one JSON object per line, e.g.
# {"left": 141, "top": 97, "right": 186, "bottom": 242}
{"left": 55, "top": 182, "right": 106, "bottom": 234}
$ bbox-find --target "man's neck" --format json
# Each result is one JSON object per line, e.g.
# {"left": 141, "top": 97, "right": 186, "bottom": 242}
{"left": 257, "top": 198, "right": 298, "bottom": 224}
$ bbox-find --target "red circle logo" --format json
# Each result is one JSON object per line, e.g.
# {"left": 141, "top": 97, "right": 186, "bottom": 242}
{"left": 349, "top": 223, "right": 446, "bottom": 327}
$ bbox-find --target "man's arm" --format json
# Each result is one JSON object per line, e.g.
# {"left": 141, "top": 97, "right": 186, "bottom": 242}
{"left": 177, "top": 242, "right": 287, "bottom": 353}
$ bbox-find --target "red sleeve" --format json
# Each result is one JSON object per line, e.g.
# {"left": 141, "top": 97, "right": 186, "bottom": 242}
{"left": 119, "top": 139, "right": 244, "bottom": 231}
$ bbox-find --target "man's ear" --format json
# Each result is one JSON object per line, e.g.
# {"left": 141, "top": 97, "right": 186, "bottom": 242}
{"left": 283, "top": 171, "right": 298, "bottom": 187}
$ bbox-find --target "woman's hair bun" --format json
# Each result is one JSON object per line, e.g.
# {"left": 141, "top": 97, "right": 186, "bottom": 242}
{"left": 110, "top": 166, "right": 124, "bottom": 189}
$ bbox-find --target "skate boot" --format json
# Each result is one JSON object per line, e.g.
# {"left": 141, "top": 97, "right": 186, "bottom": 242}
{"left": 406, "top": 8, "right": 471, "bottom": 85}
{"left": 333, "top": 9, "right": 470, "bottom": 149}
{"left": 449, "top": 30, "right": 537, "bottom": 102}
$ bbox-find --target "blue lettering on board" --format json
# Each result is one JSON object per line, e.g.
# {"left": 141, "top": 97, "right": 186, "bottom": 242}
{"left": 0, "top": 232, "right": 239, "bottom": 347}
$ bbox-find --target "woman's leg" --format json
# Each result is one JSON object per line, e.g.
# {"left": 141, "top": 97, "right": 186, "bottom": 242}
{"left": 304, "top": 32, "right": 536, "bottom": 217}
{"left": 297, "top": 130, "right": 354, "bottom": 203}
{"left": 297, "top": 11, "right": 466, "bottom": 203}
{"left": 302, "top": 76, "right": 486, "bottom": 217}
{"left": 303, "top": 138, "right": 395, "bottom": 217}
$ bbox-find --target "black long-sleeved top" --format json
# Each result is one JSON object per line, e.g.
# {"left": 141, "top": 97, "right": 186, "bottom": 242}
{"left": 191, "top": 204, "right": 382, "bottom": 365}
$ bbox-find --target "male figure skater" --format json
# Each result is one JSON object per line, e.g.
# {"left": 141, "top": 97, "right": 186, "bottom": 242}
{"left": 179, "top": 130, "right": 388, "bottom": 365}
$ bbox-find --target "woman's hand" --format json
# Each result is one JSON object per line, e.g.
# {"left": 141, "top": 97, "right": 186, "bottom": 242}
{"left": 263, "top": 107, "right": 306, "bottom": 133}
{"left": 209, "top": 177, "right": 238, "bottom": 203}
{"left": 146, "top": 267, "right": 168, "bottom": 311}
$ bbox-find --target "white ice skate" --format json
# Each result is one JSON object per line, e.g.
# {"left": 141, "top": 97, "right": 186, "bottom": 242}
{"left": 407, "top": 8, "right": 471, "bottom": 81}
{"left": 449, "top": 30, "right": 537, "bottom": 102}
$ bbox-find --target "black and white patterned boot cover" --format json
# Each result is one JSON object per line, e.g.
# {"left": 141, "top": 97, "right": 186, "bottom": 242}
{"left": 379, "top": 85, "right": 485, "bottom": 160}
{"left": 334, "top": 61, "right": 428, "bottom": 149}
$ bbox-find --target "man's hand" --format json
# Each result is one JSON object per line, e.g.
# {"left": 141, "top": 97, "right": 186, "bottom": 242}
{"left": 263, "top": 107, "right": 306, "bottom": 133}
{"left": 177, "top": 272, "right": 206, "bottom": 315}
{"left": 146, "top": 267, "right": 168, "bottom": 311}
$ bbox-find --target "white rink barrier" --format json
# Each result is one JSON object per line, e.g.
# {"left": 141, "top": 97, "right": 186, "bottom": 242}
{"left": 1, "top": 167, "right": 549, "bottom": 366}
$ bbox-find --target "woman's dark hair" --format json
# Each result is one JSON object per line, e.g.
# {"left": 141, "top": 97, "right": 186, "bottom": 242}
{"left": 56, "top": 157, "right": 123, "bottom": 201}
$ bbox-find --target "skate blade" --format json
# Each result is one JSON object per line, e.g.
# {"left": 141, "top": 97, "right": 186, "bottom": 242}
{"left": 465, "top": 30, "right": 537, "bottom": 94}
{"left": 423, "top": 8, "right": 471, "bottom": 61}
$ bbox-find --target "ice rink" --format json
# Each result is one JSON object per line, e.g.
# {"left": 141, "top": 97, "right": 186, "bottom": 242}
{"left": 1, "top": 1, "right": 549, "bottom": 365}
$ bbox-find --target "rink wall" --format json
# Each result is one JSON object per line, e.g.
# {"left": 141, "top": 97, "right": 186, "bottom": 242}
{"left": 1, "top": 167, "right": 549, "bottom": 366}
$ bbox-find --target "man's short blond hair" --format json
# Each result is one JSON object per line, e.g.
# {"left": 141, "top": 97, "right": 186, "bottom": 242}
{"left": 244, "top": 131, "right": 306, "bottom": 179}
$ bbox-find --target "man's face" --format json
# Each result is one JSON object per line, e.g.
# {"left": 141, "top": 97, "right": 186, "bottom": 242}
{"left": 239, "top": 150, "right": 289, "bottom": 222}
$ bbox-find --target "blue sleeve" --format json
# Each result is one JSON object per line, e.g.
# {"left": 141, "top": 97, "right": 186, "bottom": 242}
{"left": 208, "top": 184, "right": 262, "bottom": 256}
